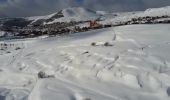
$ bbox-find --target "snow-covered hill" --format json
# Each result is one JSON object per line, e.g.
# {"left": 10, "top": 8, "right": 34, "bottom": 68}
{"left": 1, "top": 6, "right": 170, "bottom": 28}
{"left": 28, "top": 6, "right": 170, "bottom": 26}
{"left": 0, "top": 6, "right": 170, "bottom": 100}
{"left": 27, "top": 7, "right": 100, "bottom": 24}
{"left": 0, "top": 24, "right": 170, "bottom": 100}
{"left": 102, "top": 6, "right": 170, "bottom": 24}
{"left": 128, "top": 6, "right": 170, "bottom": 19}
{"left": 142, "top": 6, "right": 170, "bottom": 17}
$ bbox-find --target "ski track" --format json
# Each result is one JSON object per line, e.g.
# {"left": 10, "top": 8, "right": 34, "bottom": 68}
{"left": 0, "top": 25, "right": 170, "bottom": 100}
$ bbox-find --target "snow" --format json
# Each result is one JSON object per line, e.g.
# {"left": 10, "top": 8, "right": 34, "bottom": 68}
{"left": 0, "top": 24, "right": 170, "bottom": 100}
{"left": 46, "top": 7, "right": 100, "bottom": 24}
{"left": 26, "top": 6, "right": 170, "bottom": 26}
{"left": 26, "top": 7, "right": 100, "bottom": 24}
{"left": 1, "top": 5, "right": 170, "bottom": 100}
{"left": 101, "top": 6, "right": 170, "bottom": 25}
{"left": 143, "top": 6, "right": 170, "bottom": 16}
{"left": 26, "top": 13, "right": 58, "bottom": 24}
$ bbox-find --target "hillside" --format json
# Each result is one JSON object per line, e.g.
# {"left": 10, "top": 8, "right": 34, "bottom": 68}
{"left": 0, "top": 24, "right": 170, "bottom": 100}
{"left": 28, "top": 6, "right": 170, "bottom": 25}
{"left": 142, "top": 6, "right": 170, "bottom": 17}
{"left": 0, "top": 5, "right": 170, "bottom": 100}
{"left": 102, "top": 6, "right": 170, "bottom": 24}
{"left": 27, "top": 7, "right": 101, "bottom": 25}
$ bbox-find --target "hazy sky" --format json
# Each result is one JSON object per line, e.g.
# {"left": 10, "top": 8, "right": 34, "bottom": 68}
{"left": 0, "top": 0, "right": 170, "bottom": 17}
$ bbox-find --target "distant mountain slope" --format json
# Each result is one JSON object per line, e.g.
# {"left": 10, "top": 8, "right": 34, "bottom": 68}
{"left": 1, "top": 6, "right": 170, "bottom": 30}
{"left": 27, "top": 7, "right": 101, "bottom": 25}
{"left": 143, "top": 6, "right": 170, "bottom": 16}
{"left": 102, "top": 6, "right": 170, "bottom": 24}
{"left": 129, "top": 6, "right": 170, "bottom": 18}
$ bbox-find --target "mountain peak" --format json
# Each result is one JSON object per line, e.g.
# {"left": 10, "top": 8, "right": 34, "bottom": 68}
{"left": 27, "top": 7, "right": 100, "bottom": 24}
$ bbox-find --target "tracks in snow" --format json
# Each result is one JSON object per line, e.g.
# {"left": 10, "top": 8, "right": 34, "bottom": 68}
{"left": 1, "top": 27, "right": 170, "bottom": 100}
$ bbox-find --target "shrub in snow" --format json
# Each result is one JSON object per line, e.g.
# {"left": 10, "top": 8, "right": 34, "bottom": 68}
{"left": 104, "top": 42, "right": 113, "bottom": 46}
{"left": 38, "top": 71, "right": 46, "bottom": 78}
{"left": 38, "top": 71, "right": 55, "bottom": 79}
{"left": 6, "top": 51, "right": 11, "bottom": 53}
{"left": 91, "top": 42, "right": 96, "bottom": 46}
{"left": 0, "top": 48, "right": 4, "bottom": 51}
{"left": 82, "top": 51, "right": 89, "bottom": 54}
{"left": 15, "top": 47, "right": 21, "bottom": 50}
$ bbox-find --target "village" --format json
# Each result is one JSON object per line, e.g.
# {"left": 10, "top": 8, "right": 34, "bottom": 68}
{"left": 0, "top": 15, "right": 170, "bottom": 40}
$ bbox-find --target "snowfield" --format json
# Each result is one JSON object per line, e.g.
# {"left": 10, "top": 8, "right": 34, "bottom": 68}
{"left": 0, "top": 24, "right": 170, "bottom": 100}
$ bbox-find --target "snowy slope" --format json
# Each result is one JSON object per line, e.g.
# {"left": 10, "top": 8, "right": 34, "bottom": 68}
{"left": 128, "top": 6, "right": 170, "bottom": 18}
{"left": 101, "top": 6, "right": 170, "bottom": 24}
{"left": 142, "top": 6, "right": 170, "bottom": 16}
{"left": 26, "top": 6, "right": 170, "bottom": 26}
{"left": 27, "top": 7, "right": 100, "bottom": 24}
{"left": 27, "top": 13, "right": 58, "bottom": 24}
{"left": 0, "top": 24, "right": 170, "bottom": 100}
{"left": 46, "top": 7, "right": 100, "bottom": 24}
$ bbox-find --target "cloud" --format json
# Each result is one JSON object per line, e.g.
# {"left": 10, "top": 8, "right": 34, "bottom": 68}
{"left": 81, "top": 0, "right": 170, "bottom": 12}
{"left": 0, "top": 0, "right": 76, "bottom": 17}
{"left": 0, "top": 0, "right": 170, "bottom": 17}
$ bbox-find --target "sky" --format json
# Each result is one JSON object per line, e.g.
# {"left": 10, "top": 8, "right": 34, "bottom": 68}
{"left": 0, "top": 0, "right": 170, "bottom": 17}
